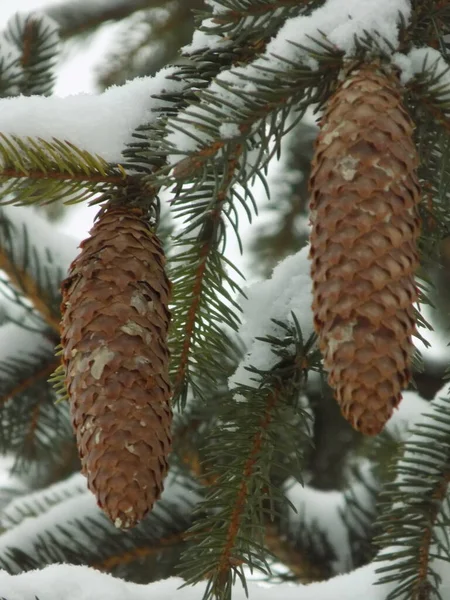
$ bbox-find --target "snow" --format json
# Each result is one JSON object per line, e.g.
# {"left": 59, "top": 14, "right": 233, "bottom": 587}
{"left": 219, "top": 122, "right": 241, "bottom": 140}
{"left": 0, "top": 471, "right": 201, "bottom": 572}
{"left": 165, "top": 0, "right": 410, "bottom": 162}
{"left": 285, "top": 463, "right": 378, "bottom": 575}
{"left": 384, "top": 390, "right": 430, "bottom": 440}
{"left": 0, "top": 322, "right": 53, "bottom": 365}
{"left": 285, "top": 480, "right": 352, "bottom": 573}
{"left": 1, "top": 472, "right": 86, "bottom": 529}
{"left": 393, "top": 47, "right": 450, "bottom": 87}
{"left": 0, "top": 66, "right": 185, "bottom": 164}
{"left": 1, "top": 205, "right": 78, "bottom": 278}
{"left": 182, "top": 18, "right": 232, "bottom": 54}
{"left": 3, "top": 557, "right": 449, "bottom": 600}
{"left": 229, "top": 245, "right": 313, "bottom": 391}
{"left": 268, "top": 0, "right": 411, "bottom": 67}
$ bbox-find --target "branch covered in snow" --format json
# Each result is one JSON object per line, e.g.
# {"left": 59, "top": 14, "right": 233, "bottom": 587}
{"left": 229, "top": 245, "right": 313, "bottom": 392}
{"left": 3, "top": 555, "right": 449, "bottom": 600}
{"left": 0, "top": 66, "right": 185, "bottom": 165}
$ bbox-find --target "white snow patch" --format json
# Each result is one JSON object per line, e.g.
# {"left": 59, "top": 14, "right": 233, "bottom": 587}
{"left": 230, "top": 245, "right": 313, "bottom": 391}
{"left": 219, "top": 122, "right": 241, "bottom": 140}
{"left": 393, "top": 47, "right": 450, "bottom": 87}
{"left": 166, "top": 0, "right": 410, "bottom": 164}
{"left": 0, "top": 66, "right": 185, "bottom": 164}
{"left": 1, "top": 559, "right": 439, "bottom": 600}
{"left": 384, "top": 390, "right": 430, "bottom": 440}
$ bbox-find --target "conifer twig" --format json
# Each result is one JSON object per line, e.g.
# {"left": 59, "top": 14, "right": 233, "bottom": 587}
{"left": 0, "top": 248, "right": 60, "bottom": 333}
{"left": 94, "top": 532, "right": 187, "bottom": 572}
{"left": 171, "top": 145, "right": 243, "bottom": 402}
{"left": 415, "top": 470, "right": 450, "bottom": 598}
{"left": 45, "top": 0, "right": 204, "bottom": 40}
{"left": 0, "top": 359, "right": 60, "bottom": 406}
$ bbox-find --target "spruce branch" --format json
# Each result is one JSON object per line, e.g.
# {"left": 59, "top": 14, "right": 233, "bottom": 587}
{"left": 180, "top": 318, "right": 314, "bottom": 600}
{"left": 0, "top": 134, "right": 126, "bottom": 206}
{"left": 4, "top": 13, "right": 59, "bottom": 97}
{"left": 45, "top": 0, "right": 203, "bottom": 41}
{"left": 94, "top": 532, "right": 187, "bottom": 572}
{"left": 170, "top": 146, "right": 243, "bottom": 405}
{"left": 122, "top": 12, "right": 288, "bottom": 175}
{"left": 374, "top": 393, "right": 450, "bottom": 599}
{"left": 400, "top": 0, "right": 450, "bottom": 51}
{"left": 209, "top": 0, "right": 315, "bottom": 23}
{"left": 0, "top": 207, "right": 75, "bottom": 333}
{"left": 0, "top": 232, "right": 59, "bottom": 334}
{"left": 147, "top": 37, "right": 341, "bottom": 192}
{"left": 0, "top": 472, "right": 200, "bottom": 581}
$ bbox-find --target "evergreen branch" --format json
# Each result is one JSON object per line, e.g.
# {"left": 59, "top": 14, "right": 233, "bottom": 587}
{"left": 0, "top": 321, "right": 72, "bottom": 474}
{"left": 0, "top": 358, "right": 59, "bottom": 407}
{"left": 122, "top": 1, "right": 303, "bottom": 174}
{"left": 214, "top": 386, "right": 279, "bottom": 586}
{"left": 0, "top": 207, "right": 71, "bottom": 333}
{"left": 0, "top": 32, "right": 22, "bottom": 98}
{"left": 1, "top": 473, "right": 85, "bottom": 530}
{"left": 180, "top": 319, "right": 314, "bottom": 600}
{"left": 210, "top": 0, "right": 313, "bottom": 21}
{"left": 0, "top": 244, "right": 59, "bottom": 334}
{"left": 45, "top": 0, "right": 203, "bottom": 40}
{"left": 170, "top": 146, "right": 243, "bottom": 405}
{"left": 147, "top": 38, "right": 341, "bottom": 190}
{"left": 94, "top": 532, "right": 187, "bottom": 572}
{"left": 400, "top": 0, "right": 450, "bottom": 51}
{"left": 194, "top": 0, "right": 311, "bottom": 49}
{"left": 0, "top": 134, "right": 126, "bottom": 206}
{"left": 374, "top": 393, "right": 450, "bottom": 599}
{"left": 0, "top": 473, "right": 200, "bottom": 581}
{"left": 4, "top": 13, "right": 59, "bottom": 96}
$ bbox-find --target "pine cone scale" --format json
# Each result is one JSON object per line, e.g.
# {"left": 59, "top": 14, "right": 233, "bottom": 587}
{"left": 61, "top": 206, "right": 172, "bottom": 529}
{"left": 310, "top": 64, "right": 421, "bottom": 436}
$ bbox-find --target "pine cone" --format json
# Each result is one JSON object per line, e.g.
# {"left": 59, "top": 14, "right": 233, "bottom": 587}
{"left": 309, "top": 63, "right": 421, "bottom": 436}
{"left": 60, "top": 205, "right": 172, "bottom": 528}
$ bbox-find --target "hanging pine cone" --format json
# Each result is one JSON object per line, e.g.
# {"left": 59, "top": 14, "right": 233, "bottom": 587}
{"left": 60, "top": 205, "right": 172, "bottom": 528}
{"left": 309, "top": 63, "right": 421, "bottom": 436}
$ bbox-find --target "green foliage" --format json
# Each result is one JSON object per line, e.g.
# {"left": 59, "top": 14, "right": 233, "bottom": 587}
{"left": 374, "top": 393, "right": 450, "bottom": 600}
{"left": 0, "top": 1, "right": 450, "bottom": 598}
{"left": 4, "top": 13, "right": 59, "bottom": 97}
{"left": 180, "top": 318, "right": 317, "bottom": 599}
{"left": 0, "top": 208, "right": 64, "bottom": 323}
{"left": 0, "top": 472, "right": 200, "bottom": 584}
{"left": 0, "top": 134, "right": 126, "bottom": 207}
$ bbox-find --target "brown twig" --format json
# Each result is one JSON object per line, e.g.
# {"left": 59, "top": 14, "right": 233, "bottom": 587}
{"left": 0, "top": 169, "right": 125, "bottom": 186}
{"left": 0, "top": 247, "right": 60, "bottom": 333}
{"left": 45, "top": 0, "right": 204, "bottom": 40}
{"left": 0, "top": 359, "right": 60, "bottom": 406}
{"left": 215, "top": 386, "right": 279, "bottom": 585}
{"left": 172, "top": 146, "right": 243, "bottom": 399}
{"left": 94, "top": 533, "right": 187, "bottom": 572}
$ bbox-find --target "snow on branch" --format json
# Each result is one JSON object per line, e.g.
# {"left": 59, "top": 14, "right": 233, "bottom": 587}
{"left": 229, "top": 245, "right": 313, "bottom": 392}
{"left": 0, "top": 471, "right": 200, "bottom": 573}
{"left": 164, "top": 0, "right": 411, "bottom": 164}
{"left": 0, "top": 66, "right": 184, "bottom": 165}
{"left": 1, "top": 558, "right": 444, "bottom": 600}
{"left": 0, "top": 206, "right": 78, "bottom": 331}
{"left": 0, "top": 472, "right": 86, "bottom": 530}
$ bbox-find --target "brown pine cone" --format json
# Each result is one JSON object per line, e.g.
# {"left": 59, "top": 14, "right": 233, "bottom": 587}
{"left": 309, "top": 63, "right": 421, "bottom": 436}
{"left": 60, "top": 205, "right": 172, "bottom": 528}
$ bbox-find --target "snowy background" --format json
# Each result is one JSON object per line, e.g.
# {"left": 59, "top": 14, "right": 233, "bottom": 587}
{"left": 0, "top": 1, "right": 449, "bottom": 598}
